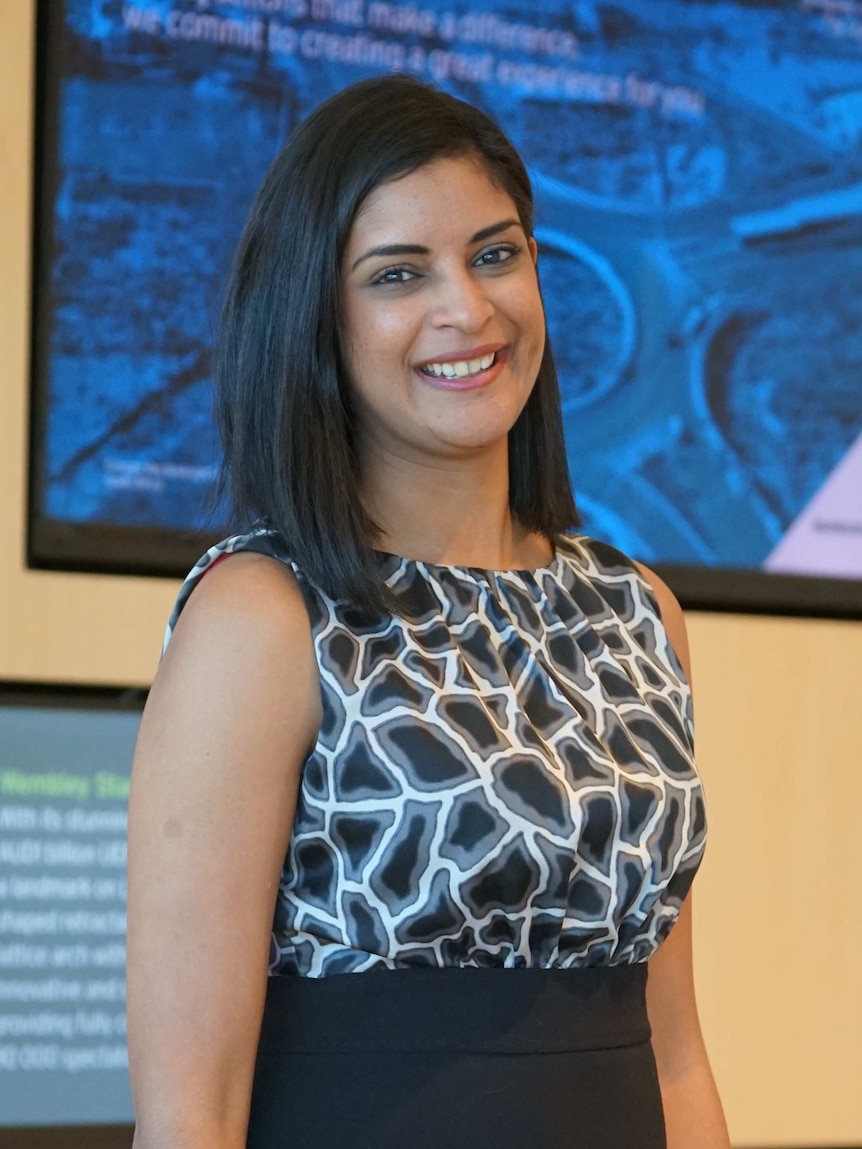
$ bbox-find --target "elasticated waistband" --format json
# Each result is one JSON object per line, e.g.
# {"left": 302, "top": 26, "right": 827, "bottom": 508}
{"left": 256, "top": 963, "right": 650, "bottom": 1056}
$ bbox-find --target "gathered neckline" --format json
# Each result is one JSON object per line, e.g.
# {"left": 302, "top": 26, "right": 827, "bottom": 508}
{"left": 374, "top": 534, "right": 570, "bottom": 578}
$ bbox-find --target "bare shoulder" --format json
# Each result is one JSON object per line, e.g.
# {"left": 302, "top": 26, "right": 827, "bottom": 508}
{"left": 166, "top": 550, "right": 313, "bottom": 669}
{"left": 632, "top": 560, "right": 693, "bottom": 686}
{"left": 146, "top": 550, "right": 322, "bottom": 768}
{"left": 169, "top": 550, "right": 309, "bottom": 641}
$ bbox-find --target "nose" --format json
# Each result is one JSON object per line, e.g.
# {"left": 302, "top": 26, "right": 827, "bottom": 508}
{"left": 430, "top": 265, "right": 495, "bottom": 333}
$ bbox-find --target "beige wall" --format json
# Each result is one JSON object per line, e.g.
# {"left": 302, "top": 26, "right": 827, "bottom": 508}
{"left": 2, "top": 3, "right": 861, "bottom": 1143}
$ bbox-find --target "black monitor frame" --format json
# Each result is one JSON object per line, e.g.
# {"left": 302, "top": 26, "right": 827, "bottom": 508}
{"left": 0, "top": 1126, "right": 133, "bottom": 1149}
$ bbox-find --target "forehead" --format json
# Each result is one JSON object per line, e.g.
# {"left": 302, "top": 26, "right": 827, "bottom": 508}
{"left": 347, "top": 156, "right": 519, "bottom": 244}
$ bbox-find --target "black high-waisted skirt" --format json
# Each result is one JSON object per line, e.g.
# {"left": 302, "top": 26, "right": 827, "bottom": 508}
{"left": 247, "top": 964, "right": 665, "bottom": 1148}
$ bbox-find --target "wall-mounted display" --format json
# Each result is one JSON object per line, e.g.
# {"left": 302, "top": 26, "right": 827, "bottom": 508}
{"left": 0, "top": 682, "right": 143, "bottom": 1147}
{"left": 29, "top": 0, "right": 862, "bottom": 615}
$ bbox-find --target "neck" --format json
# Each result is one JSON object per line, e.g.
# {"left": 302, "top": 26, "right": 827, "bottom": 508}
{"left": 359, "top": 440, "right": 550, "bottom": 569}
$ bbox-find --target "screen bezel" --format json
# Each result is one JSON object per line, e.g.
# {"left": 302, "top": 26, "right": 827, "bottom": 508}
{"left": 0, "top": 1126, "right": 132, "bottom": 1149}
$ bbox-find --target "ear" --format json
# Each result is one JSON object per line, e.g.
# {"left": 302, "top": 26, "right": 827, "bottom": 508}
{"left": 528, "top": 236, "right": 538, "bottom": 265}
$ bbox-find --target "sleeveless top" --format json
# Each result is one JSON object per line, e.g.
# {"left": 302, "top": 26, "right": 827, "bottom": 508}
{"left": 166, "top": 529, "right": 707, "bottom": 978}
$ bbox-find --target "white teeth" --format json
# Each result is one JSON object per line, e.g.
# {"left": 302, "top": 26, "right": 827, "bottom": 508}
{"left": 421, "top": 352, "right": 496, "bottom": 378}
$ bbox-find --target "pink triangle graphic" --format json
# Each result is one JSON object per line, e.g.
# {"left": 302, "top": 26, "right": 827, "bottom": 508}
{"left": 765, "top": 431, "right": 862, "bottom": 579}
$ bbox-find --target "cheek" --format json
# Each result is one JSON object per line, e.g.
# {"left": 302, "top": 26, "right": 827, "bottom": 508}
{"left": 341, "top": 308, "right": 383, "bottom": 399}
{"left": 341, "top": 305, "right": 413, "bottom": 425}
{"left": 345, "top": 300, "right": 414, "bottom": 375}
{"left": 522, "top": 287, "right": 547, "bottom": 360}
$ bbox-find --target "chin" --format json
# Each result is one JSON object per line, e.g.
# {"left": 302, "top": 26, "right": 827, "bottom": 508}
{"left": 418, "top": 390, "right": 530, "bottom": 452}
{"left": 433, "top": 421, "right": 518, "bottom": 453}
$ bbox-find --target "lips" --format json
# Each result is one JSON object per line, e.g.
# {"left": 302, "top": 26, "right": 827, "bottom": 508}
{"left": 415, "top": 345, "right": 509, "bottom": 391}
{"left": 419, "top": 350, "right": 497, "bottom": 379}
{"left": 416, "top": 342, "right": 506, "bottom": 368}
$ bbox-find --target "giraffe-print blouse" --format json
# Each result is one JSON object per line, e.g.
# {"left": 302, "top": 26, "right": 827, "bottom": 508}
{"left": 165, "top": 529, "right": 707, "bottom": 977}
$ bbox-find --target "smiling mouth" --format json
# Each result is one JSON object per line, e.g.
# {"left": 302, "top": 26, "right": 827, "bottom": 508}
{"left": 418, "top": 350, "right": 502, "bottom": 379}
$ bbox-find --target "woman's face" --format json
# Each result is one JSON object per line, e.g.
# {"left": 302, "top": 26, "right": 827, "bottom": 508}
{"left": 340, "top": 155, "right": 545, "bottom": 465}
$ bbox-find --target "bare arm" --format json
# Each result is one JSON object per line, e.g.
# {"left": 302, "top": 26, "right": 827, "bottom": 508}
{"left": 635, "top": 562, "right": 731, "bottom": 1149}
{"left": 126, "top": 554, "right": 322, "bottom": 1148}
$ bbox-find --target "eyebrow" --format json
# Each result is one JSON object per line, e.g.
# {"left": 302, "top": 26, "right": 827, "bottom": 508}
{"left": 350, "top": 217, "right": 521, "bottom": 271}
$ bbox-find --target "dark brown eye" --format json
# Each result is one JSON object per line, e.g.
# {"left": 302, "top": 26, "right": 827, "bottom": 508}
{"left": 371, "top": 266, "right": 417, "bottom": 286}
{"left": 474, "top": 244, "right": 519, "bottom": 267}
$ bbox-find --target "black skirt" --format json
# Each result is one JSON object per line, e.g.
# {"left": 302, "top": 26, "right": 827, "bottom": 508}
{"left": 248, "top": 964, "right": 665, "bottom": 1149}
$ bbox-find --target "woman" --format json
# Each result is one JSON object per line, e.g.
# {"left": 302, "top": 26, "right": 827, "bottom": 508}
{"left": 127, "top": 75, "right": 730, "bottom": 1148}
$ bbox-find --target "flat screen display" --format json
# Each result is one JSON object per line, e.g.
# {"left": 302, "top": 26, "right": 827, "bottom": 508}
{"left": 0, "top": 683, "right": 142, "bottom": 1147}
{"left": 29, "top": 0, "right": 862, "bottom": 615}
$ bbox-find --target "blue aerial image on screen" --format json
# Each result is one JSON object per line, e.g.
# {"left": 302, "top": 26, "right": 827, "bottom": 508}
{"left": 41, "top": 0, "right": 862, "bottom": 568}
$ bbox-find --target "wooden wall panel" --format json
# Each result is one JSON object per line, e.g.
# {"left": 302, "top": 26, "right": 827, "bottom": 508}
{"left": 689, "top": 611, "right": 862, "bottom": 1146}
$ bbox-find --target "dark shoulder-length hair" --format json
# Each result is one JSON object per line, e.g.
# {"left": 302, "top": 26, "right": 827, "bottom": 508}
{"left": 215, "top": 73, "right": 579, "bottom": 615}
